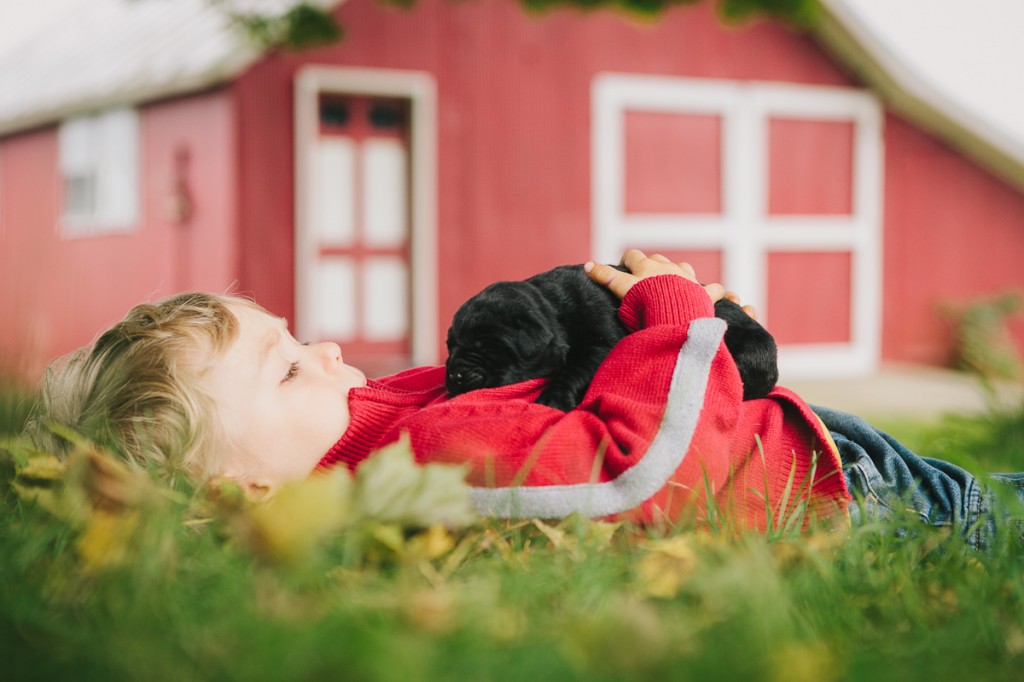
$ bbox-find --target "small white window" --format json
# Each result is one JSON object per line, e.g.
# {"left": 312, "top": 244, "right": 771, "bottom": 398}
{"left": 58, "top": 108, "right": 139, "bottom": 235}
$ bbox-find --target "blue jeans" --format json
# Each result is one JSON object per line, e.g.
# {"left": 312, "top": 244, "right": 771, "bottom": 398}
{"left": 812, "top": 405, "right": 1024, "bottom": 552}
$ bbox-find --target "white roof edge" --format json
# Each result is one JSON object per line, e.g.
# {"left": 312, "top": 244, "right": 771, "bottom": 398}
{"left": 816, "top": 0, "right": 1024, "bottom": 191}
{"left": 0, "top": 50, "right": 258, "bottom": 138}
{"left": 0, "top": 0, "right": 343, "bottom": 139}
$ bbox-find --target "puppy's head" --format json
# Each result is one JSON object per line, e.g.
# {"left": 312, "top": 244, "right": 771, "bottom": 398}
{"left": 445, "top": 281, "right": 569, "bottom": 396}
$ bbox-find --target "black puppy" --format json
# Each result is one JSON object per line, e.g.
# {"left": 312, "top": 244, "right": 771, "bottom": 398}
{"left": 445, "top": 264, "right": 778, "bottom": 410}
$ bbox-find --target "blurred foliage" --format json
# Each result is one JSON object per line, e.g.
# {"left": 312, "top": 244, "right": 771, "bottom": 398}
{"left": 212, "top": 0, "right": 343, "bottom": 50}
{"left": 209, "top": 0, "right": 821, "bottom": 51}
{"left": 514, "top": 0, "right": 820, "bottom": 24}
{"left": 941, "top": 290, "right": 1024, "bottom": 392}
{"left": 3, "top": 422, "right": 1024, "bottom": 681}
{"left": 4, "top": 386, "right": 1024, "bottom": 681}
{"left": 0, "top": 379, "right": 37, "bottom": 439}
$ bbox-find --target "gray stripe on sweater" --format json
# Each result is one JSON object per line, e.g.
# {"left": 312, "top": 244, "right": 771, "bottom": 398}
{"left": 469, "top": 316, "right": 727, "bottom": 519}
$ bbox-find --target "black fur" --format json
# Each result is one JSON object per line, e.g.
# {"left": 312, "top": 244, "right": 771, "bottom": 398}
{"left": 445, "top": 264, "right": 778, "bottom": 410}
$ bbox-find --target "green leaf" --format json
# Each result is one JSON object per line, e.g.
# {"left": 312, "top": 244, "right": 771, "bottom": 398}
{"left": 353, "top": 434, "right": 479, "bottom": 529}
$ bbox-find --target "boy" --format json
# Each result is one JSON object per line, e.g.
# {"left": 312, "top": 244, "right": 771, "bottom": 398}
{"left": 26, "top": 250, "right": 1024, "bottom": 546}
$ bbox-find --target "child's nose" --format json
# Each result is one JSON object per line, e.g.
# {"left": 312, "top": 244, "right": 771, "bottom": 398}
{"left": 314, "top": 341, "right": 343, "bottom": 370}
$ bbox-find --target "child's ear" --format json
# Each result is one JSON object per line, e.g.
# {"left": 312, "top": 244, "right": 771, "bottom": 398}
{"left": 217, "top": 464, "right": 277, "bottom": 501}
{"left": 240, "top": 479, "right": 276, "bottom": 501}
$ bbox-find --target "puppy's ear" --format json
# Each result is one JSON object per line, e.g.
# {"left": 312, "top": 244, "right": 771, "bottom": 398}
{"left": 515, "top": 325, "right": 568, "bottom": 365}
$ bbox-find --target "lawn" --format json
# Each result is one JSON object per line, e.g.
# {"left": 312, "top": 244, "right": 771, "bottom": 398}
{"left": 2, "top": 381, "right": 1024, "bottom": 682}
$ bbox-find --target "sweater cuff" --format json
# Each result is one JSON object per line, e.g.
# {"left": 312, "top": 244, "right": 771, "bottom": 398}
{"left": 618, "top": 275, "right": 716, "bottom": 332}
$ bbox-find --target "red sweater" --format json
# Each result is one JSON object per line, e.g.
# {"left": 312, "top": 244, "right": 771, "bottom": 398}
{"left": 319, "top": 275, "right": 850, "bottom": 531}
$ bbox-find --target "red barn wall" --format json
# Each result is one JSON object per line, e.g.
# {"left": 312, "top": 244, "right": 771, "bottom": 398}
{"left": 234, "top": 0, "right": 855, "bottom": 362}
{"left": 7, "top": 0, "right": 1015, "bottom": 378}
{"left": 0, "top": 90, "right": 239, "bottom": 380}
{"left": 882, "top": 115, "right": 1024, "bottom": 366}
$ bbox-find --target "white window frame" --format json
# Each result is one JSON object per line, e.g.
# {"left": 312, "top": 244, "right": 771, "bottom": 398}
{"left": 592, "top": 73, "right": 884, "bottom": 378}
{"left": 0, "top": 147, "right": 4, "bottom": 238}
{"left": 58, "top": 107, "right": 140, "bottom": 236}
{"left": 294, "top": 66, "right": 439, "bottom": 366}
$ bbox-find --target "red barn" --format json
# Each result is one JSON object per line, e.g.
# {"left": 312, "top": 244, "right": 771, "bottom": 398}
{"left": 2, "top": 0, "right": 1023, "bottom": 383}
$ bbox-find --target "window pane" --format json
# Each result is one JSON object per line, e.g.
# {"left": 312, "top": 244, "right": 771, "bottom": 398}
{"left": 362, "top": 257, "right": 408, "bottom": 341}
{"left": 313, "top": 138, "right": 356, "bottom": 246}
{"left": 362, "top": 139, "right": 407, "bottom": 248}
{"left": 317, "top": 258, "right": 357, "bottom": 340}
{"left": 58, "top": 117, "right": 93, "bottom": 174}
{"left": 58, "top": 108, "right": 139, "bottom": 231}
{"left": 624, "top": 111, "right": 722, "bottom": 215}
{"left": 63, "top": 174, "right": 96, "bottom": 219}
{"left": 767, "top": 118, "right": 854, "bottom": 216}
{"left": 767, "top": 251, "right": 852, "bottom": 344}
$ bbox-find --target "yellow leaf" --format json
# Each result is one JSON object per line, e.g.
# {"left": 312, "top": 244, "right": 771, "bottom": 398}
{"left": 12, "top": 453, "right": 68, "bottom": 517}
{"left": 405, "top": 524, "right": 457, "bottom": 561}
{"left": 369, "top": 523, "right": 406, "bottom": 553}
{"left": 555, "top": 513, "right": 622, "bottom": 552}
{"left": 533, "top": 518, "right": 572, "bottom": 549}
{"left": 16, "top": 452, "right": 66, "bottom": 482}
{"left": 635, "top": 536, "right": 699, "bottom": 598}
{"left": 76, "top": 510, "right": 139, "bottom": 571}
{"left": 246, "top": 468, "right": 353, "bottom": 562}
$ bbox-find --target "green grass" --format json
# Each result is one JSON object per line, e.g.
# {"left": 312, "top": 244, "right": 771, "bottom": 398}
{"left": 3, "top": 384, "right": 1024, "bottom": 682}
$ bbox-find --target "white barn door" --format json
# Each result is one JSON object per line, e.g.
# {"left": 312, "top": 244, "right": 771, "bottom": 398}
{"left": 295, "top": 68, "right": 438, "bottom": 375}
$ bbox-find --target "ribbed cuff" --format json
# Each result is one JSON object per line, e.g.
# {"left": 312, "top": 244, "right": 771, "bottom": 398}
{"left": 618, "top": 275, "right": 716, "bottom": 332}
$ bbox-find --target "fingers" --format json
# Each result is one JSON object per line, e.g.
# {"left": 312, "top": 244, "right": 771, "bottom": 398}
{"left": 703, "top": 282, "right": 726, "bottom": 303}
{"left": 596, "top": 249, "right": 705, "bottom": 299}
{"left": 620, "top": 249, "right": 697, "bottom": 281}
{"left": 619, "top": 248, "right": 649, "bottom": 272}
{"left": 584, "top": 261, "right": 638, "bottom": 300}
{"left": 597, "top": 250, "right": 759, "bottom": 313}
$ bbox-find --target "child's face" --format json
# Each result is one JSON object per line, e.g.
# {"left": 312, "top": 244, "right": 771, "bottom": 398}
{"left": 198, "top": 302, "right": 366, "bottom": 493}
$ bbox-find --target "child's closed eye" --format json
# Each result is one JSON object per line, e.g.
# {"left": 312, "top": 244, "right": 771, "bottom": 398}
{"left": 282, "top": 361, "right": 300, "bottom": 384}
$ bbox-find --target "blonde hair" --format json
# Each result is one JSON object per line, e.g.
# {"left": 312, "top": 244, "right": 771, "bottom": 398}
{"left": 26, "top": 292, "right": 264, "bottom": 484}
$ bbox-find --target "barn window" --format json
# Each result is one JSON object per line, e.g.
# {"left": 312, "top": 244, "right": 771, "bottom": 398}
{"left": 58, "top": 107, "right": 139, "bottom": 235}
{"left": 320, "top": 100, "right": 350, "bottom": 128}
{"left": 593, "top": 75, "right": 883, "bottom": 379}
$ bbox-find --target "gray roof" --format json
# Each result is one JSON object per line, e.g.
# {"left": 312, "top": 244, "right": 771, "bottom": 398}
{"left": 0, "top": 0, "right": 292, "bottom": 135}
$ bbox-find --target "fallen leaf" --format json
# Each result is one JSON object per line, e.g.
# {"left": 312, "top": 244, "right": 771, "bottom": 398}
{"left": 635, "top": 535, "right": 699, "bottom": 598}
{"left": 76, "top": 510, "right": 140, "bottom": 571}
{"left": 245, "top": 468, "right": 353, "bottom": 563}
{"left": 354, "top": 435, "right": 478, "bottom": 529}
{"left": 405, "top": 524, "right": 457, "bottom": 561}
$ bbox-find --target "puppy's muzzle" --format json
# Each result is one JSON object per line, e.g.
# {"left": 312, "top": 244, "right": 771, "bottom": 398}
{"left": 445, "top": 364, "right": 488, "bottom": 396}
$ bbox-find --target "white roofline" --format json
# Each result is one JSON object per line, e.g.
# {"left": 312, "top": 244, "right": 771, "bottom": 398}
{"left": 0, "top": 50, "right": 256, "bottom": 137}
{"left": 0, "top": 0, "right": 341, "bottom": 138}
{"left": 816, "top": 0, "right": 1024, "bottom": 191}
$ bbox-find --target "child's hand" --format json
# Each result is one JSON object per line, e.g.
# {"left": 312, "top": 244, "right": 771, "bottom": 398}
{"left": 723, "top": 290, "right": 760, "bottom": 321}
{"left": 585, "top": 249, "right": 725, "bottom": 303}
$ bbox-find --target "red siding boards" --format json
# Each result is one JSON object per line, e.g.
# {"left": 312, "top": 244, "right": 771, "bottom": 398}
{"left": 0, "top": 91, "right": 238, "bottom": 378}
{"left": 233, "top": 56, "right": 299, "bottom": 323}
{"left": 882, "top": 114, "right": 1024, "bottom": 365}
